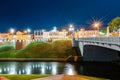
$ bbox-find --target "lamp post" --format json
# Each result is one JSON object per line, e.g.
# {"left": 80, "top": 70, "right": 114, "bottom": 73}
{"left": 68, "top": 24, "right": 74, "bottom": 38}
{"left": 92, "top": 21, "right": 101, "bottom": 36}
{"left": 27, "top": 29, "right": 31, "bottom": 40}
{"left": 27, "top": 29, "right": 31, "bottom": 34}
{"left": 92, "top": 21, "right": 101, "bottom": 31}
{"left": 10, "top": 29, "right": 15, "bottom": 40}
{"left": 62, "top": 29, "right": 67, "bottom": 39}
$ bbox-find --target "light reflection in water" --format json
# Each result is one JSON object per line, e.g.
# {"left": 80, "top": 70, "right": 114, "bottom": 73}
{"left": 9, "top": 67, "right": 16, "bottom": 74}
{"left": 41, "top": 63, "right": 45, "bottom": 74}
{"left": 0, "top": 62, "right": 77, "bottom": 75}
{"left": 52, "top": 63, "right": 57, "bottom": 75}
{"left": 4, "top": 68, "right": 7, "bottom": 72}
{"left": 25, "top": 63, "right": 32, "bottom": 74}
{"left": 9, "top": 64, "right": 16, "bottom": 74}
{"left": 63, "top": 63, "right": 77, "bottom": 75}
{"left": 0, "top": 68, "right": 2, "bottom": 73}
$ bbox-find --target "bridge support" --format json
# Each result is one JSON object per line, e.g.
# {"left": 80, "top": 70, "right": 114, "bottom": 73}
{"left": 79, "top": 42, "right": 84, "bottom": 56}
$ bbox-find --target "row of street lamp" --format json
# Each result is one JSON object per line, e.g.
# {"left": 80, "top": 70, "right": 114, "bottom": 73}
{"left": 9, "top": 21, "right": 101, "bottom": 34}
{"left": 9, "top": 28, "right": 31, "bottom": 34}
{"left": 68, "top": 21, "right": 101, "bottom": 32}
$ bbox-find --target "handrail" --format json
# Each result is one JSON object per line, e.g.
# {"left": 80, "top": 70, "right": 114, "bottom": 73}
{"left": 75, "top": 37, "right": 120, "bottom": 45}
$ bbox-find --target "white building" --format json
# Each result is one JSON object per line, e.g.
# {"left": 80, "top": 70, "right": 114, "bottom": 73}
{"left": 34, "top": 27, "right": 67, "bottom": 41}
{"left": 0, "top": 33, "right": 8, "bottom": 41}
{"left": 77, "top": 29, "right": 99, "bottom": 38}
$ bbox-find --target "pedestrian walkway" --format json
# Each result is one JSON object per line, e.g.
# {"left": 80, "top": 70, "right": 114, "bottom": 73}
{"left": 32, "top": 75, "right": 89, "bottom": 80}
{"left": 32, "top": 75, "right": 63, "bottom": 80}
{"left": 0, "top": 76, "right": 10, "bottom": 80}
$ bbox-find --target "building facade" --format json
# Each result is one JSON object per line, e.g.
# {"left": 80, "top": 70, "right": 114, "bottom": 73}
{"left": 34, "top": 27, "right": 68, "bottom": 41}
{"left": 77, "top": 29, "right": 99, "bottom": 38}
{"left": 7, "top": 31, "right": 33, "bottom": 40}
{"left": 0, "top": 33, "right": 8, "bottom": 41}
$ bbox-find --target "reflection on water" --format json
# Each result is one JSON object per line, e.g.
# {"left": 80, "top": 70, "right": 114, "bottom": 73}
{"left": 0, "top": 62, "right": 120, "bottom": 79}
{"left": 0, "top": 62, "right": 77, "bottom": 75}
{"left": 64, "top": 63, "right": 77, "bottom": 75}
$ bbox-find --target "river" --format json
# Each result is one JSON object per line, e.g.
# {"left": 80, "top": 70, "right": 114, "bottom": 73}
{"left": 0, "top": 62, "right": 120, "bottom": 80}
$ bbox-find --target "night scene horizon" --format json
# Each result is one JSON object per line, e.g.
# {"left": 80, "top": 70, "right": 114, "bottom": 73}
{"left": 0, "top": 0, "right": 120, "bottom": 32}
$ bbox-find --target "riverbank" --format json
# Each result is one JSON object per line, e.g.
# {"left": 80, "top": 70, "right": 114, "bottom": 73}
{"left": 0, "top": 74, "right": 51, "bottom": 80}
{"left": 0, "top": 40, "right": 77, "bottom": 59}
{"left": 35, "top": 75, "right": 108, "bottom": 80}
{"left": 0, "top": 58, "right": 66, "bottom": 62}
{"left": 0, "top": 74, "right": 107, "bottom": 80}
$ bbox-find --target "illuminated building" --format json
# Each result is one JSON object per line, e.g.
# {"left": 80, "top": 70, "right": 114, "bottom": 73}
{"left": 34, "top": 27, "right": 68, "bottom": 41}
{"left": 0, "top": 33, "right": 8, "bottom": 41}
{"left": 7, "top": 31, "right": 33, "bottom": 40}
{"left": 77, "top": 29, "right": 99, "bottom": 38}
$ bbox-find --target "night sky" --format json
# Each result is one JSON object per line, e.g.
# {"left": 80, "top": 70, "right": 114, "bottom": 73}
{"left": 0, "top": 0, "right": 120, "bottom": 32}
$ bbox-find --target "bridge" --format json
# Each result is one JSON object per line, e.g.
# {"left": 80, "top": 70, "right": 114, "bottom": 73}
{"left": 72, "top": 36, "right": 120, "bottom": 62}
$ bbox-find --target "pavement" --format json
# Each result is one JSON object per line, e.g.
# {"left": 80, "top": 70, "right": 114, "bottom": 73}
{"left": 0, "top": 76, "right": 10, "bottom": 80}
{"left": 32, "top": 75, "right": 63, "bottom": 80}
{"left": 32, "top": 75, "right": 89, "bottom": 80}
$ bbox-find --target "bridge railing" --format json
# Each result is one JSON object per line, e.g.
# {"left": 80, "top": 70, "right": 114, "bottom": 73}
{"left": 75, "top": 37, "right": 120, "bottom": 45}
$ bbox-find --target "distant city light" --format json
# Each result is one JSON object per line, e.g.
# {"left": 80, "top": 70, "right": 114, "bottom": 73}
{"left": 92, "top": 21, "right": 102, "bottom": 30}
{"left": 69, "top": 24, "right": 74, "bottom": 31}
{"left": 27, "top": 29, "right": 31, "bottom": 33}
{"left": 70, "top": 24, "right": 73, "bottom": 28}
{"left": 10, "top": 28, "right": 15, "bottom": 33}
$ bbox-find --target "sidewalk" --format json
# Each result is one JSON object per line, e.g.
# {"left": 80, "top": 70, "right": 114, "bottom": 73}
{"left": 32, "top": 75, "right": 63, "bottom": 80}
{"left": 32, "top": 75, "right": 89, "bottom": 80}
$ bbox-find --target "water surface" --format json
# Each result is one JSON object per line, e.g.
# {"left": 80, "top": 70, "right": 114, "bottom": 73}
{"left": 0, "top": 62, "right": 120, "bottom": 79}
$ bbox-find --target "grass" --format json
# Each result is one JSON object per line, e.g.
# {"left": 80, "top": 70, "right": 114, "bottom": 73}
{"left": 0, "top": 74, "right": 52, "bottom": 80}
{"left": 0, "top": 74, "right": 108, "bottom": 80}
{"left": 0, "top": 40, "right": 77, "bottom": 58}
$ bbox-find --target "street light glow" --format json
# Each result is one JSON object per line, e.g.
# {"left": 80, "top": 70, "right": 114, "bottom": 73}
{"left": 27, "top": 29, "right": 31, "bottom": 33}
{"left": 92, "top": 21, "right": 102, "bottom": 30}
{"left": 10, "top": 28, "right": 15, "bottom": 34}
{"left": 69, "top": 24, "right": 74, "bottom": 31}
{"left": 70, "top": 24, "right": 73, "bottom": 28}
{"left": 94, "top": 22, "right": 100, "bottom": 27}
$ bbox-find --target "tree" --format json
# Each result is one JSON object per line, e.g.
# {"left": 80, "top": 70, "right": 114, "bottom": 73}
{"left": 108, "top": 17, "right": 120, "bottom": 32}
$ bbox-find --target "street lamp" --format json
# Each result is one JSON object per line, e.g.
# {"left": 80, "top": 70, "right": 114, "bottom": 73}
{"left": 92, "top": 21, "right": 101, "bottom": 30}
{"left": 27, "top": 29, "right": 31, "bottom": 34}
{"left": 62, "top": 29, "right": 67, "bottom": 39}
{"left": 27, "top": 29, "right": 31, "bottom": 40}
{"left": 68, "top": 24, "right": 74, "bottom": 38}
{"left": 69, "top": 24, "right": 74, "bottom": 32}
{"left": 92, "top": 21, "right": 102, "bottom": 37}
{"left": 10, "top": 28, "right": 15, "bottom": 34}
{"left": 10, "top": 28, "right": 15, "bottom": 40}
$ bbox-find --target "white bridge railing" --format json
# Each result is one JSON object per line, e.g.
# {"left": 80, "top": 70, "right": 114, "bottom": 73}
{"left": 75, "top": 37, "right": 120, "bottom": 45}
